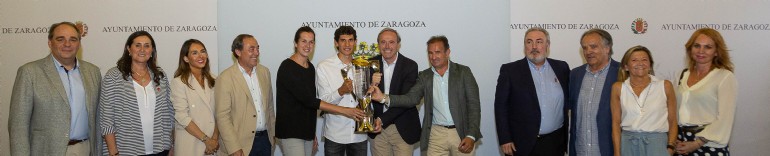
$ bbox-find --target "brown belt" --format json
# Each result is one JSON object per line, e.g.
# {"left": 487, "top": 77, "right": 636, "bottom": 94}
{"left": 68, "top": 139, "right": 86, "bottom": 146}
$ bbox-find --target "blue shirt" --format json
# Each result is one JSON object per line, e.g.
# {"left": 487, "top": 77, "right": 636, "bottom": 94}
{"left": 575, "top": 63, "right": 610, "bottom": 156}
{"left": 431, "top": 63, "right": 453, "bottom": 126}
{"left": 527, "top": 60, "right": 564, "bottom": 134}
{"left": 52, "top": 57, "right": 89, "bottom": 140}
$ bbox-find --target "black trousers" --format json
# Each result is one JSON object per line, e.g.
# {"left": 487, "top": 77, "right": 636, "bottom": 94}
{"left": 530, "top": 127, "right": 567, "bottom": 156}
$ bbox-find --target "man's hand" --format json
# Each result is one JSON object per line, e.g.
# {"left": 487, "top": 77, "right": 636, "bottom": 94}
{"left": 371, "top": 72, "right": 382, "bottom": 87}
{"left": 458, "top": 137, "right": 476, "bottom": 153}
{"left": 368, "top": 86, "right": 385, "bottom": 103}
{"left": 372, "top": 117, "right": 383, "bottom": 133}
{"left": 338, "top": 79, "right": 353, "bottom": 95}
{"left": 500, "top": 142, "right": 517, "bottom": 155}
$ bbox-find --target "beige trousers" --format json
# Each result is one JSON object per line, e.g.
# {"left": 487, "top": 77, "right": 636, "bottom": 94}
{"left": 371, "top": 125, "right": 414, "bottom": 156}
{"left": 427, "top": 125, "right": 475, "bottom": 156}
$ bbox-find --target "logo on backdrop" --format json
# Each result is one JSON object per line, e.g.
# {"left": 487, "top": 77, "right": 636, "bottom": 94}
{"left": 631, "top": 18, "right": 648, "bottom": 34}
{"left": 76, "top": 21, "right": 89, "bottom": 38}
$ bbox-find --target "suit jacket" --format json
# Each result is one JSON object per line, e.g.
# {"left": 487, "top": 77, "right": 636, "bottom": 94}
{"left": 494, "top": 58, "right": 570, "bottom": 156}
{"left": 172, "top": 75, "right": 222, "bottom": 156}
{"left": 390, "top": 61, "right": 482, "bottom": 152}
{"left": 215, "top": 63, "right": 276, "bottom": 155}
{"left": 368, "top": 54, "right": 422, "bottom": 144}
{"left": 567, "top": 60, "right": 619, "bottom": 156}
{"left": 9, "top": 54, "right": 101, "bottom": 156}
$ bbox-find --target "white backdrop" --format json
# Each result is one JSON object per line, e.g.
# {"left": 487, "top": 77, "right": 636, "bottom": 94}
{"left": 0, "top": 0, "right": 218, "bottom": 155}
{"left": 2, "top": 0, "right": 768, "bottom": 155}
{"left": 511, "top": 1, "right": 770, "bottom": 155}
{"left": 217, "top": 0, "right": 509, "bottom": 155}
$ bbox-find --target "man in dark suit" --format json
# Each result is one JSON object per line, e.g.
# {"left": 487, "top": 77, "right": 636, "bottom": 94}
{"left": 9, "top": 21, "right": 102, "bottom": 156}
{"left": 568, "top": 28, "right": 619, "bottom": 156}
{"left": 371, "top": 35, "right": 481, "bottom": 156}
{"left": 368, "top": 28, "right": 421, "bottom": 156}
{"left": 494, "top": 28, "right": 570, "bottom": 156}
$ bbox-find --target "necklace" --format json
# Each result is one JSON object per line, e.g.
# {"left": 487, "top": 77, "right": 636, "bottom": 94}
{"left": 628, "top": 78, "right": 652, "bottom": 109}
{"left": 133, "top": 71, "right": 149, "bottom": 84}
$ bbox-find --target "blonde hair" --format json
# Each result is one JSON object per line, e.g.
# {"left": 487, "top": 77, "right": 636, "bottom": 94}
{"left": 618, "top": 45, "right": 654, "bottom": 82}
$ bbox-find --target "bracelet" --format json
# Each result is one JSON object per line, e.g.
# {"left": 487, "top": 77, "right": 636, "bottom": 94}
{"left": 696, "top": 136, "right": 710, "bottom": 145}
{"left": 666, "top": 144, "right": 675, "bottom": 150}
{"left": 200, "top": 135, "right": 210, "bottom": 142}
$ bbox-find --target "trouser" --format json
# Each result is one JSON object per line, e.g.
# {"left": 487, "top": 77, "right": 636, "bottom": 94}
{"left": 324, "top": 137, "right": 367, "bottom": 156}
{"left": 279, "top": 138, "right": 313, "bottom": 156}
{"left": 371, "top": 125, "right": 414, "bottom": 156}
{"left": 427, "top": 125, "right": 475, "bottom": 156}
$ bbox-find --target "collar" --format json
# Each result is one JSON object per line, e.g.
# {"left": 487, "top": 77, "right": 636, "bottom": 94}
{"left": 586, "top": 61, "right": 610, "bottom": 75}
{"left": 236, "top": 61, "right": 256, "bottom": 75}
{"left": 431, "top": 60, "right": 451, "bottom": 76}
{"left": 52, "top": 56, "right": 79, "bottom": 70}
{"left": 526, "top": 58, "right": 550, "bottom": 71}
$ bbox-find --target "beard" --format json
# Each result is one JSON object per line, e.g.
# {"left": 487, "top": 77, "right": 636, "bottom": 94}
{"left": 526, "top": 50, "right": 546, "bottom": 64}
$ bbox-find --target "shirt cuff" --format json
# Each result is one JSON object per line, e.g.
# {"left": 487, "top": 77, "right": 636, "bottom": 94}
{"left": 466, "top": 135, "right": 476, "bottom": 141}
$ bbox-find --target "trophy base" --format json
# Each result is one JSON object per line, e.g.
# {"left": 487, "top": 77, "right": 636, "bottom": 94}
{"left": 354, "top": 116, "right": 375, "bottom": 133}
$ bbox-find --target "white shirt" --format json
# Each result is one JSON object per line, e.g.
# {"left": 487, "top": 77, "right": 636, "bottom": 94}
{"left": 316, "top": 55, "right": 367, "bottom": 144}
{"left": 238, "top": 63, "right": 267, "bottom": 131}
{"left": 619, "top": 75, "right": 669, "bottom": 132}
{"left": 133, "top": 80, "right": 156, "bottom": 154}
{"left": 677, "top": 68, "right": 737, "bottom": 148}
{"left": 381, "top": 56, "right": 398, "bottom": 112}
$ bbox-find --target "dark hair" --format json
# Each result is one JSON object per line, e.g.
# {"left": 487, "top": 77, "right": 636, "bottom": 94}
{"left": 174, "top": 39, "right": 215, "bottom": 89}
{"left": 618, "top": 45, "right": 655, "bottom": 82}
{"left": 684, "top": 28, "right": 734, "bottom": 72}
{"left": 377, "top": 28, "right": 401, "bottom": 43}
{"left": 294, "top": 26, "right": 315, "bottom": 53}
{"left": 117, "top": 31, "right": 164, "bottom": 85}
{"left": 580, "top": 28, "right": 614, "bottom": 55}
{"left": 294, "top": 26, "right": 315, "bottom": 44}
{"left": 231, "top": 34, "right": 254, "bottom": 58}
{"left": 48, "top": 21, "right": 80, "bottom": 40}
{"left": 426, "top": 35, "right": 450, "bottom": 50}
{"left": 334, "top": 26, "right": 357, "bottom": 41}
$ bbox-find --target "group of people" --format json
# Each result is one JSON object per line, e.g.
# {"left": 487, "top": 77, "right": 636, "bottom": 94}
{"left": 492, "top": 28, "right": 737, "bottom": 156}
{"left": 7, "top": 20, "right": 735, "bottom": 156}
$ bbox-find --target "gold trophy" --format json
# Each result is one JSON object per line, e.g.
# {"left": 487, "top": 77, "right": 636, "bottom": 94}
{"left": 342, "top": 42, "right": 379, "bottom": 133}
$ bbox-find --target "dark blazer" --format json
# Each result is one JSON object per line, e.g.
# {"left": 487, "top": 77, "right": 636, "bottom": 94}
{"left": 494, "top": 58, "right": 570, "bottom": 156}
{"left": 567, "top": 60, "right": 619, "bottom": 156}
{"left": 368, "top": 54, "right": 421, "bottom": 144}
{"left": 389, "top": 61, "right": 482, "bottom": 152}
{"left": 9, "top": 55, "right": 101, "bottom": 156}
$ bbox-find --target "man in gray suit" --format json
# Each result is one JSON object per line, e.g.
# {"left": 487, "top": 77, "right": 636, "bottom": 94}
{"left": 371, "top": 35, "right": 482, "bottom": 156}
{"left": 9, "top": 21, "right": 102, "bottom": 156}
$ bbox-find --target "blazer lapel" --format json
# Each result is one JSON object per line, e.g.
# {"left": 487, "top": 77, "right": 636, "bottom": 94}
{"left": 389, "top": 54, "right": 405, "bottom": 93}
{"left": 190, "top": 76, "right": 213, "bottom": 112}
{"left": 446, "top": 62, "right": 461, "bottom": 120}
{"left": 231, "top": 65, "right": 255, "bottom": 107}
{"left": 518, "top": 58, "right": 539, "bottom": 104}
{"left": 257, "top": 66, "right": 271, "bottom": 113}
{"left": 78, "top": 60, "right": 97, "bottom": 114}
{"left": 42, "top": 55, "right": 70, "bottom": 107}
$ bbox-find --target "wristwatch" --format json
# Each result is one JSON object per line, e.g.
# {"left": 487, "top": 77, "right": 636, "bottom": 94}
{"left": 200, "top": 135, "right": 210, "bottom": 142}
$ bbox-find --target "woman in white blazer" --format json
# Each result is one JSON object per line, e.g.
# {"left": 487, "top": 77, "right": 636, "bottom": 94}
{"left": 171, "top": 39, "right": 221, "bottom": 155}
